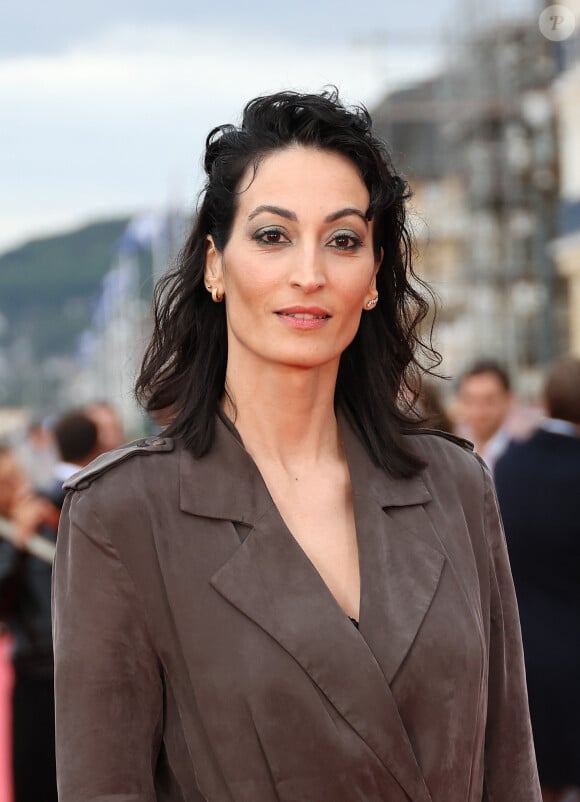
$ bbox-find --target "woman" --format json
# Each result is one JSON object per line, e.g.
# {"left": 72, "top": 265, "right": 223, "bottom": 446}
{"left": 53, "top": 90, "right": 540, "bottom": 802}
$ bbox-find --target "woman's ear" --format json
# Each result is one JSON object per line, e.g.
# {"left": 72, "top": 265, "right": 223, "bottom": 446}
{"left": 204, "top": 235, "right": 224, "bottom": 291}
{"left": 363, "top": 247, "right": 383, "bottom": 311}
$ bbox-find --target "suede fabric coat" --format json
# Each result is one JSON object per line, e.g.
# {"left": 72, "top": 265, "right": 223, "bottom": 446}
{"left": 52, "top": 412, "right": 541, "bottom": 802}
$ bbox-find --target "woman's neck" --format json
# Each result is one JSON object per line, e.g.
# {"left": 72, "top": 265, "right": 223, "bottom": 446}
{"left": 222, "top": 359, "right": 341, "bottom": 471}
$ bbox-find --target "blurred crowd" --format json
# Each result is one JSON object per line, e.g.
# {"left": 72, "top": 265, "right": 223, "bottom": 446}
{"left": 0, "top": 401, "right": 126, "bottom": 802}
{"left": 0, "top": 356, "right": 579, "bottom": 802}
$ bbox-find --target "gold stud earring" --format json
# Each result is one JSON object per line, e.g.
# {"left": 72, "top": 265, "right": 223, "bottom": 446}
{"left": 211, "top": 286, "right": 224, "bottom": 303}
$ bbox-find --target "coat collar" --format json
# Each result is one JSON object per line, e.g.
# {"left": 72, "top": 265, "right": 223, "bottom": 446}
{"left": 179, "top": 409, "right": 431, "bottom": 523}
{"left": 179, "top": 410, "right": 441, "bottom": 802}
{"left": 179, "top": 411, "right": 271, "bottom": 524}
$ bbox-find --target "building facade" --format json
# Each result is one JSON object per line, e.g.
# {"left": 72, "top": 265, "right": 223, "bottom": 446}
{"left": 372, "top": 16, "right": 566, "bottom": 396}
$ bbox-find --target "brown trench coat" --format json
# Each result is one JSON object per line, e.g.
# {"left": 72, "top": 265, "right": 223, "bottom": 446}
{"left": 52, "top": 412, "right": 541, "bottom": 802}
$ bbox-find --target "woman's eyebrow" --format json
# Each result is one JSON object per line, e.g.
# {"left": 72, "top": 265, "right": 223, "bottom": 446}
{"left": 248, "top": 205, "right": 297, "bottom": 221}
{"left": 247, "top": 205, "right": 368, "bottom": 224}
{"left": 324, "top": 207, "right": 368, "bottom": 225}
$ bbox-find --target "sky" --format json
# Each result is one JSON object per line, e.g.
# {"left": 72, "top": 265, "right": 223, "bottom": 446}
{"left": 0, "top": 0, "right": 538, "bottom": 254}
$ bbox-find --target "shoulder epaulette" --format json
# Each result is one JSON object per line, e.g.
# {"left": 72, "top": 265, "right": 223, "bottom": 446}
{"left": 64, "top": 436, "right": 175, "bottom": 491}
{"left": 403, "top": 427, "right": 475, "bottom": 452}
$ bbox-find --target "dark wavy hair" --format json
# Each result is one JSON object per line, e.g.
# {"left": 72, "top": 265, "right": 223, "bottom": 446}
{"left": 135, "top": 88, "right": 441, "bottom": 477}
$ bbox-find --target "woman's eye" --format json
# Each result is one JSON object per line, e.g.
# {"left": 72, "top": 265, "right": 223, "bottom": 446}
{"left": 253, "top": 228, "right": 288, "bottom": 245}
{"left": 329, "top": 232, "right": 362, "bottom": 250}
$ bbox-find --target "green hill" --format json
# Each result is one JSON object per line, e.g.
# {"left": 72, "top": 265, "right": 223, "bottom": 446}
{"left": 0, "top": 218, "right": 131, "bottom": 360}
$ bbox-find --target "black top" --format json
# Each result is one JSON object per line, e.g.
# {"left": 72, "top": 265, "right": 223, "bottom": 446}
{"left": 349, "top": 617, "right": 359, "bottom": 629}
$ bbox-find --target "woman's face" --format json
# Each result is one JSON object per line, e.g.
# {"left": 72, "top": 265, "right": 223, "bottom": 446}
{"left": 205, "top": 146, "right": 381, "bottom": 373}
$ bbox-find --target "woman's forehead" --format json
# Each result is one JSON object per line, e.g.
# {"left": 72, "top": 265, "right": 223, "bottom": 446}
{"left": 236, "top": 146, "right": 370, "bottom": 215}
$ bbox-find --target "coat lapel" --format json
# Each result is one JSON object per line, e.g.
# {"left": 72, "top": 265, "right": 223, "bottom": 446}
{"left": 180, "top": 412, "right": 443, "bottom": 802}
{"left": 356, "top": 499, "right": 446, "bottom": 685}
{"left": 338, "top": 413, "right": 446, "bottom": 686}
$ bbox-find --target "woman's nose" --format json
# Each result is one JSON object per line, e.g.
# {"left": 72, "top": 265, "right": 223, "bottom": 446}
{"left": 288, "top": 244, "right": 326, "bottom": 291}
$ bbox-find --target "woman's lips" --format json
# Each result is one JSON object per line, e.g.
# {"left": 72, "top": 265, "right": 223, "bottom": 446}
{"left": 275, "top": 310, "right": 331, "bottom": 330}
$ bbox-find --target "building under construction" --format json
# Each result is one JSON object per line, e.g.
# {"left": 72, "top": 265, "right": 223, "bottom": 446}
{"left": 371, "top": 12, "right": 569, "bottom": 397}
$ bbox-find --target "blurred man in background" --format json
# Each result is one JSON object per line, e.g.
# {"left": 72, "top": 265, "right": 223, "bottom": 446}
{"left": 495, "top": 355, "right": 580, "bottom": 802}
{"left": 456, "top": 359, "right": 513, "bottom": 471}
{"left": 50, "top": 409, "right": 99, "bottom": 509}
{"left": 84, "top": 400, "right": 126, "bottom": 453}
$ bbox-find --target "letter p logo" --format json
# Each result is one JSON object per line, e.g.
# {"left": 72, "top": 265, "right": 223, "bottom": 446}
{"left": 539, "top": 5, "right": 576, "bottom": 40}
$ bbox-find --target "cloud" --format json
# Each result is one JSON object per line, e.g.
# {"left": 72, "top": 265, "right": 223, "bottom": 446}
{"left": 0, "top": 23, "right": 442, "bottom": 252}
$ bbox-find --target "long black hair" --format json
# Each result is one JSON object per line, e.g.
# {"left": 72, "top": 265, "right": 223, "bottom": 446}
{"left": 135, "top": 88, "right": 441, "bottom": 477}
